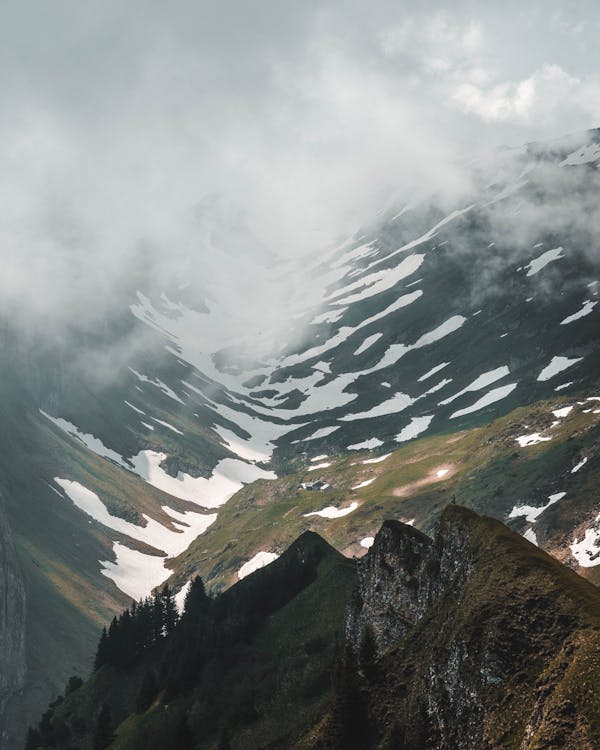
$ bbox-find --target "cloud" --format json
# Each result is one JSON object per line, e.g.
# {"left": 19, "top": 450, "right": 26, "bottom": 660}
{"left": 0, "top": 0, "right": 599, "bottom": 350}
{"left": 452, "top": 64, "right": 600, "bottom": 127}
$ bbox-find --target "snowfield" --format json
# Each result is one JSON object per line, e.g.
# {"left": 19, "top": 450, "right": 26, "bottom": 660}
{"left": 55, "top": 478, "right": 217, "bottom": 599}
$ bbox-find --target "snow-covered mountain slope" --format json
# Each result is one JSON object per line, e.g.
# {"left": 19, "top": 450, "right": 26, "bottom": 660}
{"left": 28, "top": 128, "right": 600, "bottom": 605}
{"left": 128, "top": 128, "right": 600, "bottom": 468}
{"left": 2, "top": 128, "right": 600, "bottom": 747}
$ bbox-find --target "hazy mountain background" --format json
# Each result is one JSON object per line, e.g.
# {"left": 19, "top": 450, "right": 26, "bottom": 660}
{"left": 3, "top": 2, "right": 600, "bottom": 748}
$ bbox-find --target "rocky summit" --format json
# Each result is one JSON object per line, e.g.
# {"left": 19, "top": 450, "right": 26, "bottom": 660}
{"left": 339, "top": 507, "right": 600, "bottom": 749}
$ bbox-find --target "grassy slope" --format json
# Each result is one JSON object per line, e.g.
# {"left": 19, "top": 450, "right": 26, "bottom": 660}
{"left": 168, "top": 393, "right": 600, "bottom": 593}
{"left": 45, "top": 537, "right": 356, "bottom": 750}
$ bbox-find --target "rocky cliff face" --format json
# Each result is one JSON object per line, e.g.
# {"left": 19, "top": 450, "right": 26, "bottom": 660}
{"left": 344, "top": 507, "right": 600, "bottom": 750}
{"left": 0, "top": 498, "right": 26, "bottom": 750}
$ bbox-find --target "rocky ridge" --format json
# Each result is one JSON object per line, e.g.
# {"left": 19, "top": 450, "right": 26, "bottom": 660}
{"left": 342, "top": 507, "right": 600, "bottom": 750}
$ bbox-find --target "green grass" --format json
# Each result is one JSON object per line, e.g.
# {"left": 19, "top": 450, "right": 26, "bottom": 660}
{"left": 167, "top": 393, "right": 600, "bottom": 595}
{"left": 45, "top": 538, "right": 356, "bottom": 750}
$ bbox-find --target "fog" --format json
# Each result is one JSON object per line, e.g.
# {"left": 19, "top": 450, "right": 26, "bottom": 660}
{"left": 2, "top": 0, "right": 600, "bottom": 340}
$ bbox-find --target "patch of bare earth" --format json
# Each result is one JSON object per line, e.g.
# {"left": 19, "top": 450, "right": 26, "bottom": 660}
{"left": 393, "top": 464, "right": 458, "bottom": 498}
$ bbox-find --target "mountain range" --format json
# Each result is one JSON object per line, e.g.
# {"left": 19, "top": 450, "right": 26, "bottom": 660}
{"left": 2, "top": 128, "right": 600, "bottom": 748}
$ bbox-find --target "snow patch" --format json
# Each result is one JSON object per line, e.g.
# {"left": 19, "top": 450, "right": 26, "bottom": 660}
{"left": 101, "top": 543, "right": 172, "bottom": 600}
{"left": 238, "top": 551, "right": 279, "bottom": 580}
{"left": 175, "top": 581, "right": 191, "bottom": 612}
{"left": 552, "top": 406, "right": 574, "bottom": 419}
{"left": 304, "top": 502, "right": 358, "bottom": 519}
{"left": 128, "top": 367, "right": 185, "bottom": 404}
{"left": 572, "top": 457, "right": 588, "bottom": 473}
{"left": 41, "top": 411, "right": 129, "bottom": 468}
{"left": 352, "top": 478, "right": 375, "bottom": 490}
{"left": 362, "top": 453, "right": 391, "bottom": 464}
{"left": 418, "top": 362, "right": 450, "bottom": 382}
{"left": 298, "top": 425, "right": 340, "bottom": 442}
{"left": 354, "top": 333, "right": 383, "bottom": 356}
{"left": 124, "top": 400, "right": 145, "bottom": 415}
{"left": 523, "top": 528, "right": 538, "bottom": 546}
{"left": 571, "top": 516, "right": 600, "bottom": 567}
{"left": 152, "top": 418, "right": 184, "bottom": 435}
{"left": 340, "top": 392, "right": 415, "bottom": 422}
{"left": 395, "top": 415, "right": 434, "bottom": 443}
{"left": 449, "top": 383, "right": 517, "bottom": 419}
{"left": 525, "top": 247, "right": 564, "bottom": 276}
{"left": 538, "top": 356, "right": 583, "bottom": 381}
{"left": 129, "top": 451, "right": 275, "bottom": 508}
{"left": 508, "top": 492, "right": 565, "bottom": 523}
{"left": 516, "top": 433, "right": 552, "bottom": 447}
{"left": 439, "top": 366, "right": 510, "bottom": 405}
{"left": 560, "top": 300, "right": 597, "bottom": 325}
{"left": 347, "top": 438, "right": 384, "bottom": 450}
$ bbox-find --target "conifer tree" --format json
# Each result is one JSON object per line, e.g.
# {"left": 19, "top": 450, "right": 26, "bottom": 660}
{"left": 94, "top": 627, "right": 109, "bottom": 671}
{"left": 161, "top": 583, "right": 179, "bottom": 635}
{"left": 182, "top": 575, "right": 208, "bottom": 620}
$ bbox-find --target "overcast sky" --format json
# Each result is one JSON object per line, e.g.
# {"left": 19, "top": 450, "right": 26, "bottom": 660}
{"left": 1, "top": 1, "right": 600, "bottom": 328}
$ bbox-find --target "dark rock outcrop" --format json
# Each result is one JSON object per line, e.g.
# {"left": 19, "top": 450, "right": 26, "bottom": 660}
{"left": 342, "top": 506, "right": 600, "bottom": 750}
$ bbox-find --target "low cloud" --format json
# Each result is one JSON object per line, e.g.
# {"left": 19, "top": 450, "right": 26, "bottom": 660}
{"left": 0, "top": 0, "right": 599, "bottom": 349}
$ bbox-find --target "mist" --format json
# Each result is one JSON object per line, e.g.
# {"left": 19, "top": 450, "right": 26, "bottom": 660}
{"left": 2, "top": 0, "right": 600, "bottom": 342}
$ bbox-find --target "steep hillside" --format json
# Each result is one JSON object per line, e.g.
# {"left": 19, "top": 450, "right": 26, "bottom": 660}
{"left": 25, "top": 533, "right": 356, "bottom": 750}
{"left": 29, "top": 509, "right": 600, "bottom": 750}
{"left": 315, "top": 507, "right": 600, "bottom": 750}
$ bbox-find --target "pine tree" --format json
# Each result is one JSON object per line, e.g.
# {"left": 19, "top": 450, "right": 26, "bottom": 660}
{"left": 182, "top": 575, "right": 208, "bottom": 620}
{"left": 151, "top": 590, "right": 164, "bottom": 642}
{"left": 94, "top": 627, "right": 109, "bottom": 671}
{"left": 161, "top": 583, "right": 179, "bottom": 635}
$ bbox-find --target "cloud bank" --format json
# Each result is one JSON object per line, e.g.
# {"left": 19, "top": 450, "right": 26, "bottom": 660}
{"left": 1, "top": 0, "right": 600, "bottom": 335}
